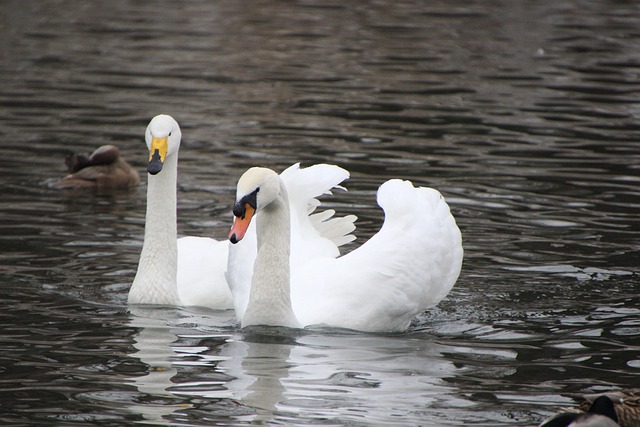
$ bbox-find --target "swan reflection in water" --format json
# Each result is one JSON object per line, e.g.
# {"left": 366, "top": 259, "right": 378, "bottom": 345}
{"left": 126, "top": 306, "right": 299, "bottom": 424}
{"left": 125, "top": 306, "right": 457, "bottom": 425}
{"left": 126, "top": 307, "right": 195, "bottom": 425}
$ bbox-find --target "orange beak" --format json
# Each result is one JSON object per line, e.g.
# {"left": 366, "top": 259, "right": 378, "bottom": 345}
{"left": 229, "top": 204, "right": 255, "bottom": 244}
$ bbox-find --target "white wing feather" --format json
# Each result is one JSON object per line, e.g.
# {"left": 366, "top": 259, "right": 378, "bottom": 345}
{"left": 292, "top": 179, "right": 463, "bottom": 332}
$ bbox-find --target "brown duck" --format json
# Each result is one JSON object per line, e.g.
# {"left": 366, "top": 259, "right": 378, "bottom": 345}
{"left": 541, "top": 389, "right": 640, "bottom": 427}
{"left": 573, "top": 390, "right": 640, "bottom": 427}
{"left": 54, "top": 144, "right": 140, "bottom": 190}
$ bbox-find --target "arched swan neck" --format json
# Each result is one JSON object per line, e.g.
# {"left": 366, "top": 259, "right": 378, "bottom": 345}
{"left": 129, "top": 153, "right": 180, "bottom": 305}
{"left": 242, "top": 179, "right": 300, "bottom": 328}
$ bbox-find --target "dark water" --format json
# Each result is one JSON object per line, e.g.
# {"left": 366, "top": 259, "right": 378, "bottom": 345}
{"left": 1, "top": 0, "right": 640, "bottom": 425}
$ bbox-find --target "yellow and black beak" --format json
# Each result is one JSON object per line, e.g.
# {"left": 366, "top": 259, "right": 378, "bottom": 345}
{"left": 147, "top": 136, "right": 168, "bottom": 175}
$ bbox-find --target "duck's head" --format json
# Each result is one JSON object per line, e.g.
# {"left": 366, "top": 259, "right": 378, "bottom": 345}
{"left": 228, "top": 167, "right": 280, "bottom": 244}
{"left": 145, "top": 114, "right": 182, "bottom": 175}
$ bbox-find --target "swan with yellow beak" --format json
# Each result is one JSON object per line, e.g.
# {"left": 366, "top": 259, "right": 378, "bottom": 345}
{"left": 147, "top": 127, "right": 169, "bottom": 175}
{"left": 129, "top": 114, "right": 234, "bottom": 308}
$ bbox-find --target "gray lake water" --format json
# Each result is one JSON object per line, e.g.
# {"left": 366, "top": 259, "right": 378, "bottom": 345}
{"left": 1, "top": 1, "right": 640, "bottom": 425}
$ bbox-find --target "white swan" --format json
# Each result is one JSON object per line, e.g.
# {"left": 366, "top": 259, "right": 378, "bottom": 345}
{"left": 225, "top": 163, "right": 358, "bottom": 317}
{"left": 228, "top": 167, "right": 463, "bottom": 333}
{"left": 128, "top": 114, "right": 233, "bottom": 308}
{"left": 128, "top": 116, "right": 355, "bottom": 309}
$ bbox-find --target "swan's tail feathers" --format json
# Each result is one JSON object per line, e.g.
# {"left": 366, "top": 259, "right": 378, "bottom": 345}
{"left": 310, "top": 210, "right": 358, "bottom": 247}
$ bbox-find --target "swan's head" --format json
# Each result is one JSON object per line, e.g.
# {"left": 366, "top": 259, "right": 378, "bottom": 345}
{"left": 228, "top": 167, "right": 280, "bottom": 244}
{"left": 145, "top": 114, "right": 182, "bottom": 175}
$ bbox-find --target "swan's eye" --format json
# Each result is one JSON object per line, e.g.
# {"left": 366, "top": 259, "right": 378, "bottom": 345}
{"left": 234, "top": 188, "right": 259, "bottom": 218}
{"left": 168, "top": 132, "right": 172, "bottom": 136}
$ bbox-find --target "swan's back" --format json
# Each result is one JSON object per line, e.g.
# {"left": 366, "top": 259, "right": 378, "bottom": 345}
{"left": 292, "top": 179, "right": 463, "bottom": 332}
{"left": 177, "top": 236, "right": 233, "bottom": 308}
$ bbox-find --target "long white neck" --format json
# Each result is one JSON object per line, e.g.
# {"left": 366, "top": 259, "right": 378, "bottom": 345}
{"left": 241, "top": 180, "right": 300, "bottom": 328}
{"left": 129, "top": 153, "right": 180, "bottom": 305}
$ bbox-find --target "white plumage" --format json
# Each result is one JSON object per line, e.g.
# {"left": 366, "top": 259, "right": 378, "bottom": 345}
{"left": 128, "top": 116, "right": 354, "bottom": 311}
{"left": 128, "top": 115, "right": 233, "bottom": 309}
{"left": 228, "top": 165, "right": 463, "bottom": 333}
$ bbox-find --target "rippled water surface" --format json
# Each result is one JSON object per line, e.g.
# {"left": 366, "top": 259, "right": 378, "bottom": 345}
{"left": 1, "top": 1, "right": 640, "bottom": 425}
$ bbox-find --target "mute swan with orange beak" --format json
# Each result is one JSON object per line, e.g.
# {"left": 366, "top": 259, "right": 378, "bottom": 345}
{"left": 228, "top": 167, "right": 463, "bottom": 332}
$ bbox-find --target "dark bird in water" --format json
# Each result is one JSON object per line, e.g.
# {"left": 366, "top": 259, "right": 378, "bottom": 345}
{"left": 54, "top": 144, "right": 140, "bottom": 190}
{"left": 542, "top": 389, "right": 640, "bottom": 427}
{"left": 572, "top": 390, "right": 640, "bottom": 427}
{"left": 540, "top": 395, "right": 619, "bottom": 427}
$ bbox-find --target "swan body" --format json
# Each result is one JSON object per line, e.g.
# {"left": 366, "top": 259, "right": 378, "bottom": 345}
{"left": 128, "top": 114, "right": 233, "bottom": 309}
{"left": 228, "top": 166, "right": 463, "bottom": 332}
{"left": 54, "top": 144, "right": 140, "bottom": 189}
{"left": 226, "top": 163, "right": 357, "bottom": 320}
{"left": 176, "top": 236, "right": 230, "bottom": 307}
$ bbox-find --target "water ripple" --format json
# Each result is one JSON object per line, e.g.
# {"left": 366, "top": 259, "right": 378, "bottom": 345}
{"left": 1, "top": 0, "right": 640, "bottom": 425}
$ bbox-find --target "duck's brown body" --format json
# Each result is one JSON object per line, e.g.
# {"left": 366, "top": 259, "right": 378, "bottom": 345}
{"left": 573, "top": 390, "right": 640, "bottom": 427}
{"left": 54, "top": 145, "right": 140, "bottom": 190}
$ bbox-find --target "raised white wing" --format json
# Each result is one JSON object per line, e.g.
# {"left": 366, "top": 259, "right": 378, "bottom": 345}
{"left": 292, "top": 179, "right": 463, "bottom": 332}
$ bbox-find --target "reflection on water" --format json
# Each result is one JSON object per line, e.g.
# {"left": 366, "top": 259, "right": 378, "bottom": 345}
{"left": 127, "top": 308, "right": 188, "bottom": 424}
{"left": 122, "top": 307, "right": 460, "bottom": 426}
{"left": 1, "top": 0, "right": 640, "bottom": 425}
